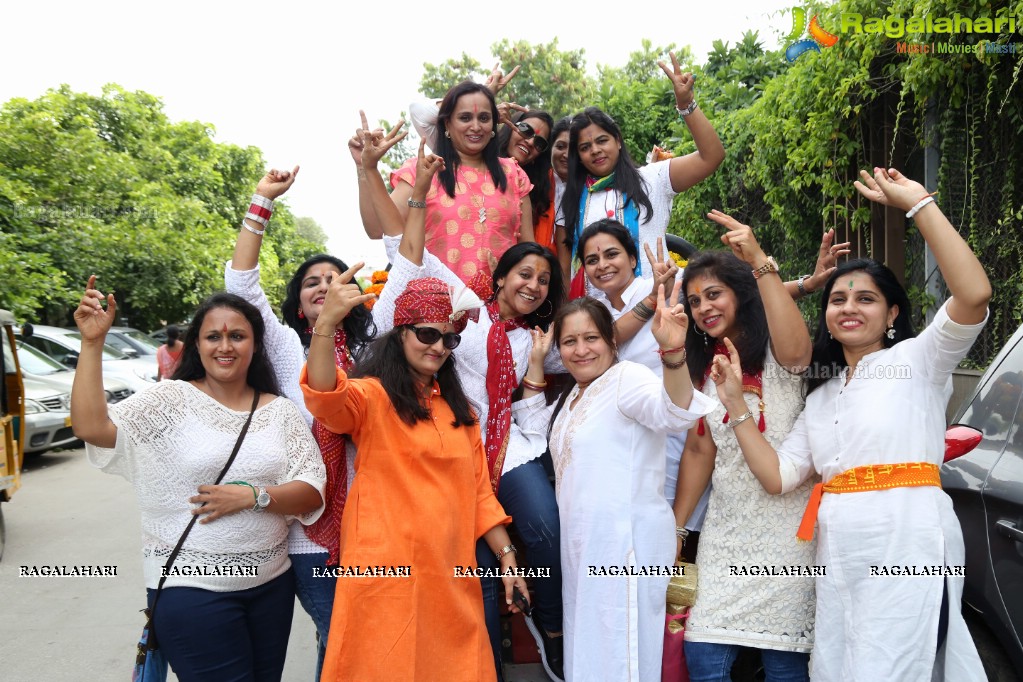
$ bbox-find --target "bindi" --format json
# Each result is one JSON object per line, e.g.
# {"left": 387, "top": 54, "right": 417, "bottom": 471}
{"left": 848, "top": 280, "right": 855, "bottom": 290}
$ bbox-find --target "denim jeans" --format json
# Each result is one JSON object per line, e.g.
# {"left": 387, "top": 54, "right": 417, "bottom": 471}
{"left": 146, "top": 570, "right": 295, "bottom": 682}
{"left": 479, "top": 458, "right": 563, "bottom": 673}
{"left": 684, "top": 641, "right": 810, "bottom": 682}
{"left": 290, "top": 552, "right": 337, "bottom": 681}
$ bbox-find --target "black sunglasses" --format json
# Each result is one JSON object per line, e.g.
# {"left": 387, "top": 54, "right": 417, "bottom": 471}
{"left": 408, "top": 325, "right": 461, "bottom": 350}
{"left": 515, "top": 120, "right": 549, "bottom": 154}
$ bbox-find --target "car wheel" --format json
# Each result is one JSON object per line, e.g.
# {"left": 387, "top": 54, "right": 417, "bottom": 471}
{"left": 965, "top": 613, "right": 1020, "bottom": 682}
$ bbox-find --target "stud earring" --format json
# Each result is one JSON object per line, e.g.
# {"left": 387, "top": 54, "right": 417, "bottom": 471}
{"left": 445, "top": 131, "right": 451, "bottom": 138}
{"left": 885, "top": 326, "right": 896, "bottom": 340}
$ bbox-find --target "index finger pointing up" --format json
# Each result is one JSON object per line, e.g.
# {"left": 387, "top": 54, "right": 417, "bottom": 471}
{"left": 359, "top": 109, "right": 369, "bottom": 130}
{"left": 338, "top": 261, "right": 365, "bottom": 284}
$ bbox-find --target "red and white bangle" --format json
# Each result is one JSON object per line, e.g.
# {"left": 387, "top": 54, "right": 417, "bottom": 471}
{"left": 245, "top": 193, "right": 274, "bottom": 228}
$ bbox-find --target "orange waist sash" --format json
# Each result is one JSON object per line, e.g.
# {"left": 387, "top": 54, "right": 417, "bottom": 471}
{"left": 796, "top": 462, "right": 941, "bottom": 541}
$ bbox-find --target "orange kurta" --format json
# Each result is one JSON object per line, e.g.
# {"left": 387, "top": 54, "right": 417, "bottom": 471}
{"left": 300, "top": 366, "right": 511, "bottom": 682}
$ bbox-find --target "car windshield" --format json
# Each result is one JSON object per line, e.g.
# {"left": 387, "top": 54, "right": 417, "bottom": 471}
{"left": 63, "top": 331, "right": 129, "bottom": 360}
{"left": 15, "top": 343, "right": 71, "bottom": 375}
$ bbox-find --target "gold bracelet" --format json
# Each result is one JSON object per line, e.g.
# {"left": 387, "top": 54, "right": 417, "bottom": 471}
{"left": 310, "top": 326, "right": 335, "bottom": 339}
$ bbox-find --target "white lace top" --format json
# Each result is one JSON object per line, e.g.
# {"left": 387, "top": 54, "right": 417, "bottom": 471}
{"left": 86, "top": 381, "right": 326, "bottom": 591}
{"left": 685, "top": 348, "right": 818, "bottom": 651}
{"left": 375, "top": 237, "right": 562, "bottom": 475}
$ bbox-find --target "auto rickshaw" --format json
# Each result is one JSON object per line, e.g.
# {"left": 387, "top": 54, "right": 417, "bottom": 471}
{"left": 0, "top": 308, "right": 26, "bottom": 561}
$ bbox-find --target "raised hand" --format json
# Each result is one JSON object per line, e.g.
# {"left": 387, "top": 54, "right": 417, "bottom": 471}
{"left": 317, "top": 262, "right": 376, "bottom": 331}
{"left": 709, "top": 210, "right": 767, "bottom": 267}
{"left": 255, "top": 166, "right": 300, "bottom": 201}
{"left": 360, "top": 118, "right": 408, "bottom": 170}
{"left": 803, "top": 228, "right": 852, "bottom": 293}
{"left": 497, "top": 101, "right": 529, "bottom": 126}
{"left": 651, "top": 280, "right": 689, "bottom": 350}
{"left": 708, "top": 337, "right": 745, "bottom": 410}
{"left": 527, "top": 325, "right": 553, "bottom": 370}
{"left": 73, "top": 275, "right": 117, "bottom": 342}
{"left": 644, "top": 237, "right": 679, "bottom": 299}
{"left": 657, "top": 51, "right": 695, "bottom": 109}
{"left": 413, "top": 138, "right": 445, "bottom": 189}
{"left": 347, "top": 110, "right": 371, "bottom": 166}
{"left": 853, "top": 167, "right": 930, "bottom": 212}
{"left": 484, "top": 63, "right": 521, "bottom": 96}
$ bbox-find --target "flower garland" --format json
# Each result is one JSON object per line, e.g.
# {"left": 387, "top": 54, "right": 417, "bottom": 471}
{"left": 363, "top": 270, "right": 388, "bottom": 310}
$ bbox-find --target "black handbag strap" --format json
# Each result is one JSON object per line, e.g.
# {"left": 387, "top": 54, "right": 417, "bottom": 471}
{"left": 147, "top": 391, "right": 260, "bottom": 632}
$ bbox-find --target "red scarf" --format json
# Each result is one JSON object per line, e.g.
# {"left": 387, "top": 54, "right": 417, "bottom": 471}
{"left": 484, "top": 300, "right": 527, "bottom": 493}
{"left": 698, "top": 340, "right": 766, "bottom": 436}
{"left": 303, "top": 326, "right": 355, "bottom": 565}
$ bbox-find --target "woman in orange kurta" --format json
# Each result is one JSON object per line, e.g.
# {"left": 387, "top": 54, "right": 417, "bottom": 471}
{"left": 301, "top": 275, "right": 530, "bottom": 682}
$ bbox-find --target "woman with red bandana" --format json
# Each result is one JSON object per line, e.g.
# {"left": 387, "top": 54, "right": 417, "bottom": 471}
{"left": 302, "top": 273, "right": 529, "bottom": 682}
{"left": 362, "top": 135, "right": 568, "bottom": 681}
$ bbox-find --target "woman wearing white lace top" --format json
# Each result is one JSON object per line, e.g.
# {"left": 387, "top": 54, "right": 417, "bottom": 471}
{"left": 71, "top": 285, "right": 325, "bottom": 681}
{"left": 708, "top": 168, "right": 989, "bottom": 681}
{"left": 227, "top": 167, "right": 377, "bottom": 680}
{"left": 674, "top": 212, "right": 826, "bottom": 681}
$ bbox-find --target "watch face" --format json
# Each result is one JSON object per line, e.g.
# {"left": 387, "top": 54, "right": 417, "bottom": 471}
{"left": 257, "top": 491, "right": 271, "bottom": 508}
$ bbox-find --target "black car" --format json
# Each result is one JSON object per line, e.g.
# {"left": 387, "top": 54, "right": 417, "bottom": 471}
{"left": 942, "top": 323, "right": 1023, "bottom": 682}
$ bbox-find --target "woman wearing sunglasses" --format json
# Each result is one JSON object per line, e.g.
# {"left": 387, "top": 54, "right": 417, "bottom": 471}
{"left": 562, "top": 52, "right": 725, "bottom": 294}
{"left": 354, "top": 81, "right": 534, "bottom": 284}
{"left": 362, "top": 135, "right": 568, "bottom": 681}
{"left": 496, "top": 110, "right": 556, "bottom": 249}
{"left": 302, "top": 270, "right": 531, "bottom": 682}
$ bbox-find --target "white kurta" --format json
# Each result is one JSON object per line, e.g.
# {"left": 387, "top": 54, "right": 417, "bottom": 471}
{"left": 599, "top": 276, "right": 710, "bottom": 526}
{"left": 775, "top": 301, "right": 988, "bottom": 681}
{"left": 516, "top": 362, "right": 715, "bottom": 681}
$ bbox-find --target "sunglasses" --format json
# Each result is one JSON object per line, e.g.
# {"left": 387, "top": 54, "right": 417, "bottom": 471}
{"left": 515, "top": 120, "right": 549, "bottom": 154}
{"left": 408, "top": 325, "right": 461, "bottom": 350}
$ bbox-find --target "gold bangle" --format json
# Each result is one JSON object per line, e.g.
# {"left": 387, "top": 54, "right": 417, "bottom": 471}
{"left": 521, "top": 378, "right": 547, "bottom": 391}
{"left": 311, "top": 326, "right": 335, "bottom": 339}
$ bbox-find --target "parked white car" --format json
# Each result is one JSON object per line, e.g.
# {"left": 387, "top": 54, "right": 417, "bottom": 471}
{"left": 16, "top": 342, "right": 134, "bottom": 404}
{"left": 17, "top": 325, "right": 158, "bottom": 393}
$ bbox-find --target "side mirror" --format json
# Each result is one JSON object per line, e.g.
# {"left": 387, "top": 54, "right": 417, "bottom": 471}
{"left": 62, "top": 352, "right": 79, "bottom": 368}
{"left": 944, "top": 424, "right": 983, "bottom": 463}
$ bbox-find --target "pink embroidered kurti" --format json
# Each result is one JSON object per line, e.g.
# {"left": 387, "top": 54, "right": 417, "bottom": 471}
{"left": 391, "top": 157, "right": 532, "bottom": 282}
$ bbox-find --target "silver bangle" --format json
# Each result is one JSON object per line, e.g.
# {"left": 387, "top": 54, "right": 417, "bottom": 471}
{"left": 495, "top": 544, "right": 517, "bottom": 561}
{"left": 676, "top": 101, "right": 698, "bottom": 119}
{"left": 407, "top": 198, "right": 427, "bottom": 209}
{"left": 241, "top": 221, "right": 265, "bottom": 237}
{"left": 728, "top": 410, "right": 754, "bottom": 429}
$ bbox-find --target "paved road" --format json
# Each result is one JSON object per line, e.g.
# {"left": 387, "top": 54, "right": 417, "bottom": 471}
{"left": 0, "top": 447, "right": 547, "bottom": 681}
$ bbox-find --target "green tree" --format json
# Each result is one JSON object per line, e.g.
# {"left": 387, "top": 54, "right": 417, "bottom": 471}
{"left": 0, "top": 84, "right": 326, "bottom": 329}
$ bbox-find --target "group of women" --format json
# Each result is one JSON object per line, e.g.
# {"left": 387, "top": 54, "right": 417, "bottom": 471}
{"left": 69, "top": 56, "right": 990, "bottom": 682}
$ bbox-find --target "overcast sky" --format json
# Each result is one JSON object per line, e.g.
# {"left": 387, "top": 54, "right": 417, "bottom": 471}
{"left": 4, "top": 0, "right": 794, "bottom": 270}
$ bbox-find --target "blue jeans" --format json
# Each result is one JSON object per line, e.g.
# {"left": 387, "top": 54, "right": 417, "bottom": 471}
{"left": 146, "top": 570, "right": 295, "bottom": 682}
{"left": 684, "top": 641, "right": 810, "bottom": 682}
{"left": 479, "top": 459, "right": 563, "bottom": 671}
{"left": 291, "top": 552, "right": 337, "bottom": 681}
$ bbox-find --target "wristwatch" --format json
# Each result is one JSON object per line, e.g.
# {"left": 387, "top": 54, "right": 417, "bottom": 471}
{"left": 796, "top": 274, "right": 812, "bottom": 297}
{"left": 253, "top": 487, "right": 271, "bottom": 511}
{"left": 752, "top": 256, "right": 779, "bottom": 280}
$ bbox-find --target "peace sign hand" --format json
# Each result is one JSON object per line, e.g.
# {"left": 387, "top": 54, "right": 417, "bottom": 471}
{"left": 657, "top": 51, "right": 695, "bottom": 109}
{"left": 348, "top": 110, "right": 372, "bottom": 166}
{"left": 73, "top": 275, "right": 117, "bottom": 342}
{"left": 317, "top": 262, "right": 376, "bottom": 331}
{"left": 853, "top": 167, "right": 929, "bottom": 212}
{"left": 709, "top": 210, "right": 766, "bottom": 267}
{"left": 413, "top": 138, "right": 445, "bottom": 193}
{"left": 651, "top": 280, "right": 688, "bottom": 350}
{"left": 360, "top": 117, "right": 408, "bottom": 170}
{"left": 484, "top": 63, "right": 521, "bottom": 95}
{"left": 255, "top": 166, "right": 300, "bottom": 201}
{"left": 709, "top": 337, "right": 745, "bottom": 410}
{"left": 644, "top": 237, "right": 679, "bottom": 300}
{"left": 802, "top": 228, "right": 852, "bottom": 293}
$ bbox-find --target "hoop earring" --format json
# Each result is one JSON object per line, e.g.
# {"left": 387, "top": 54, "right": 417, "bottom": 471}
{"left": 537, "top": 298, "right": 554, "bottom": 319}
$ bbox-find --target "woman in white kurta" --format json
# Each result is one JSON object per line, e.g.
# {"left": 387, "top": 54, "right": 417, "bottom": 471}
{"left": 515, "top": 295, "right": 715, "bottom": 681}
{"left": 710, "top": 168, "right": 990, "bottom": 681}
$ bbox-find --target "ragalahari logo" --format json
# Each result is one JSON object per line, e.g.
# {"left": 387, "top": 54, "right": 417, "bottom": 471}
{"left": 786, "top": 7, "right": 839, "bottom": 62}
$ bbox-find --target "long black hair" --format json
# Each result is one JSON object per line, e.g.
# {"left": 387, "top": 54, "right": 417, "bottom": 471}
{"left": 562, "top": 107, "right": 654, "bottom": 253}
{"left": 546, "top": 297, "right": 618, "bottom": 438}
{"left": 171, "top": 292, "right": 281, "bottom": 396}
{"left": 805, "top": 259, "right": 915, "bottom": 396}
{"left": 491, "top": 242, "right": 566, "bottom": 331}
{"left": 681, "top": 251, "right": 769, "bottom": 387}
{"left": 498, "top": 110, "right": 555, "bottom": 220}
{"left": 281, "top": 254, "right": 377, "bottom": 358}
{"left": 436, "top": 81, "right": 507, "bottom": 198}
{"left": 351, "top": 327, "right": 476, "bottom": 427}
